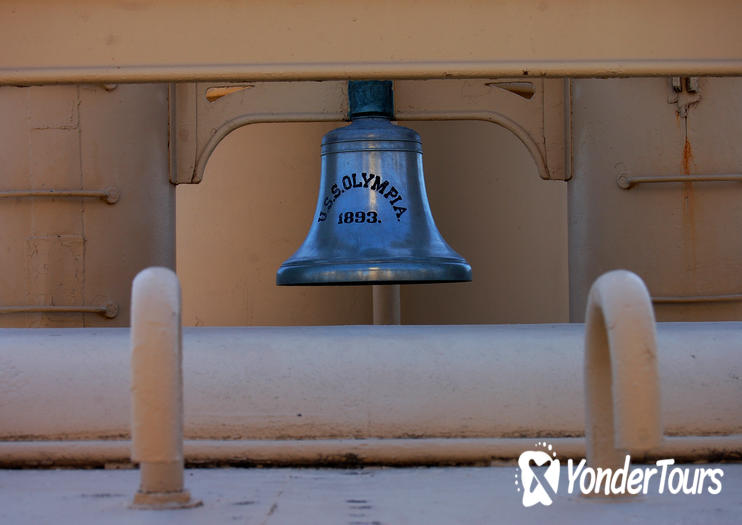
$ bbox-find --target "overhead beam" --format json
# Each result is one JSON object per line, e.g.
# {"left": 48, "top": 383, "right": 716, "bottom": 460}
{"left": 2, "top": 0, "right": 742, "bottom": 84}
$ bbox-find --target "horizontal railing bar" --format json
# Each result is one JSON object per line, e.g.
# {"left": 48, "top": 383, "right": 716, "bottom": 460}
{"left": 0, "top": 187, "right": 120, "bottom": 204}
{"left": 618, "top": 174, "right": 742, "bottom": 189}
{"left": 0, "top": 304, "right": 119, "bottom": 318}
{"left": 653, "top": 294, "right": 742, "bottom": 304}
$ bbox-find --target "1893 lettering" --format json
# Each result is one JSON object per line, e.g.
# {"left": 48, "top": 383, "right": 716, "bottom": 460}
{"left": 337, "top": 211, "right": 379, "bottom": 224}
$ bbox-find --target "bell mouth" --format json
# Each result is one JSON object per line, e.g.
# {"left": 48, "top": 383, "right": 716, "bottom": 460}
{"left": 276, "top": 257, "right": 472, "bottom": 286}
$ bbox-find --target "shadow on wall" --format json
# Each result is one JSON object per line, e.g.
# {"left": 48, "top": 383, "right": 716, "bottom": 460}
{"left": 176, "top": 121, "right": 568, "bottom": 326}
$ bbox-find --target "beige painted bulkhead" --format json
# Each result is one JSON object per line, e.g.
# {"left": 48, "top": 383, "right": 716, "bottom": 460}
{"left": 569, "top": 78, "right": 742, "bottom": 322}
{"left": 4, "top": 79, "right": 742, "bottom": 326}
{"left": 0, "top": 84, "right": 174, "bottom": 327}
{"left": 178, "top": 77, "right": 742, "bottom": 325}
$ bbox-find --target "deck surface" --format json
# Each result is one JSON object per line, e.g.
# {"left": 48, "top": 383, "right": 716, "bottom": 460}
{"left": 1, "top": 465, "right": 740, "bottom": 524}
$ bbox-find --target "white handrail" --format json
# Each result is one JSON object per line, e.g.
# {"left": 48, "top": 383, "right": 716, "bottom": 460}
{"left": 584, "top": 270, "right": 662, "bottom": 469}
{"left": 130, "top": 267, "right": 200, "bottom": 510}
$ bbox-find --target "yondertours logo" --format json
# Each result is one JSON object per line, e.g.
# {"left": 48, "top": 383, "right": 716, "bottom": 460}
{"left": 516, "top": 441, "right": 560, "bottom": 507}
{"left": 515, "top": 442, "right": 724, "bottom": 507}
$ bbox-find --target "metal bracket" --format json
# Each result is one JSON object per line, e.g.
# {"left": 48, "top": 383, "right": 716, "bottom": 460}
{"left": 668, "top": 76, "right": 701, "bottom": 118}
{"left": 169, "top": 79, "right": 567, "bottom": 184}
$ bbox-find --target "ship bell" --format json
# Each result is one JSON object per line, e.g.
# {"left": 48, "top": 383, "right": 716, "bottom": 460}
{"left": 276, "top": 81, "right": 472, "bottom": 285}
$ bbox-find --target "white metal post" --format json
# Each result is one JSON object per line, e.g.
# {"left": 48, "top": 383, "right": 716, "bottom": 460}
{"left": 130, "top": 267, "right": 200, "bottom": 509}
{"left": 584, "top": 270, "right": 663, "bottom": 472}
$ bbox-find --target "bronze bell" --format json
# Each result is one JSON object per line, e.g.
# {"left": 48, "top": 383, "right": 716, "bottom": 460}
{"left": 276, "top": 81, "right": 471, "bottom": 285}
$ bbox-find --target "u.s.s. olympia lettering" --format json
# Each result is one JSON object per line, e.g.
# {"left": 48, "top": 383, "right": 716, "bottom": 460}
{"left": 317, "top": 172, "right": 407, "bottom": 222}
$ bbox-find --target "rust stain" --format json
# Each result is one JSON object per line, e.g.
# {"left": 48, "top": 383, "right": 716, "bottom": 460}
{"left": 681, "top": 137, "right": 696, "bottom": 271}
{"left": 682, "top": 138, "right": 694, "bottom": 175}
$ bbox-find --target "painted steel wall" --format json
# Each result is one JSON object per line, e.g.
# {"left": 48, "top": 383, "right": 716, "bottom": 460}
{"left": 5, "top": 79, "right": 742, "bottom": 327}
{"left": 569, "top": 78, "right": 742, "bottom": 321}
{"left": 0, "top": 85, "right": 174, "bottom": 327}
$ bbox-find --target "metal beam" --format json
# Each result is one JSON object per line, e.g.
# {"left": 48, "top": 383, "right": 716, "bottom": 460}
{"left": 2, "top": 1, "right": 742, "bottom": 84}
{"left": 170, "top": 79, "right": 566, "bottom": 184}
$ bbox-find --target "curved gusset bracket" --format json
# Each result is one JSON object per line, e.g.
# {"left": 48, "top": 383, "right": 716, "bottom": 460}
{"left": 394, "top": 79, "right": 565, "bottom": 181}
{"left": 170, "top": 81, "right": 347, "bottom": 184}
{"left": 396, "top": 110, "right": 550, "bottom": 181}
{"left": 170, "top": 79, "right": 567, "bottom": 184}
{"left": 584, "top": 270, "right": 663, "bottom": 470}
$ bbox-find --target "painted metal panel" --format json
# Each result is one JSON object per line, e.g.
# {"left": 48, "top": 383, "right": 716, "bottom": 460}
{"left": 0, "top": 84, "right": 174, "bottom": 327}
{"left": 569, "top": 78, "right": 742, "bottom": 321}
{"left": 1, "top": 1, "right": 742, "bottom": 83}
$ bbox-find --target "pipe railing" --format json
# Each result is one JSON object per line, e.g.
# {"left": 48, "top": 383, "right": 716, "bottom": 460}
{"left": 126, "top": 268, "right": 675, "bottom": 506}
{"left": 584, "top": 270, "right": 662, "bottom": 471}
{"left": 130, "top": 267, "right": 200, "bottom": 510}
